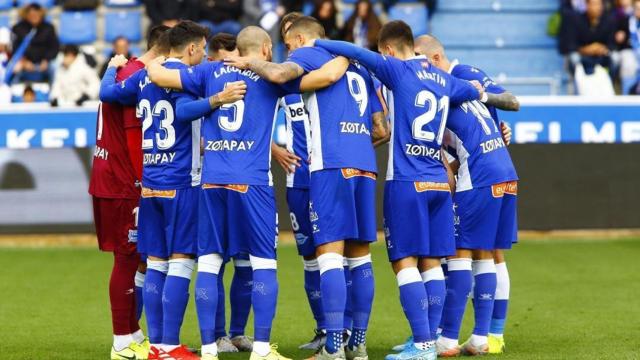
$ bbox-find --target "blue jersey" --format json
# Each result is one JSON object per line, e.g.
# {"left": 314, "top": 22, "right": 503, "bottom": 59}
{"left": 287, "top": 46, "right": 382, "bottom": 173}
{"left": 444, "top": 100, "right": 518, "bottom": 191}
{"left": 450, "top": 60, "right": 505, "bottom": 123}
{"left": 281, "top": 94, "right": 311, "bottom": 189}
{"left": 179, "top": 61, "right": 297, "bottom": 186}
{"left": 100, "top": 59, "right": 201, "bottom": 190}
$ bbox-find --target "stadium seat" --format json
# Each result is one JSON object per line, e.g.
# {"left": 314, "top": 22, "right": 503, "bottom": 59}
{"left": 387, "top": 3, "right": 428, "bottom": 36}
{"left": 0, "top": 14, "right": 9, "bottom": 28}
{"left": 0, "top": 0, "right": 12, "bottom": 11}
{"left": 58, "top": 11, "right": 97, "bottom": 44}
{"left": 438, "top": 0, "right": 557, "bottom": 12}
{"left": 104, "top": 10, "right": 142, "bottom": 42}
{"left": 446, "top": 48, "right": 563, "bottom": 79}
{"left": 16, "top": 0, "right": 56, "bottom": 8}
{"left": 104, "top": 0, "right": 141, "bottom": 7}
{"left": 431, "top": 12, "right": 555, "bottom": 48}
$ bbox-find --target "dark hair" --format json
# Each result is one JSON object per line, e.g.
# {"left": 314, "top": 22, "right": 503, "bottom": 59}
{"left": 342, "top": 0, "right": 381, "bottom": 50}
{"left": 378, "top": 20, "right": 414, "bottom": 50}
{"left": 25, "top": 3, "right": 42, "bottom": 12}
{"left": 286, "top": 16, "right": 325, "bottom": 39}
{"left": 23, "top": 84, "right": 35, "bottom": 94}
{"left": 61, "top": 44, "right": 79, "bottom": 56}
{"left": 113, "top": 36, "right": 128, "bottom": 44}
{"left": 147, "top": 24, "right": 171, "bottom": 51}
{"left": 167, "top": 20, "right": 209, "bottom": 51}
{"left": 280, "top": 12, "right": 304, "bottom": 38}
{"left": 209, "top": 33, "right": 236, "bottom": 54}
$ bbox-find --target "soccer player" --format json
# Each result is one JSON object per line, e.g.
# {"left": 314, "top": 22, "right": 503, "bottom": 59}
{"left": 100, "top": 21, "right": 243, "bottom": 360}
{"left": 209, "top": 32, "right": 239, "bottom": 61}
{"left": 89, "top": 24, "right": 169, "bottom": 360}
{"left": 415, "top": 35, "right": 519, "bottom": 355}
{"left": 226, "top": 17, "right": 388, "bottom": 360}
{"left": 313, "top": 21, "right": 484, "bottom": 360}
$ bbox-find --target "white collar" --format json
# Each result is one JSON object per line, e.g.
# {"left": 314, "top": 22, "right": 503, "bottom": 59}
{"left": 408, "top": 54, "right": 427, "bottom": 61}
{"left": 165, "top": 57, "right": 182, "bottom": 63}
{"left": 448, "top": 59, "right": 459, "bottom": 74}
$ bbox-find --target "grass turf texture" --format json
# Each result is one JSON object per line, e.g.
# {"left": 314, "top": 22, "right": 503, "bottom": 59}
{"left": 1, "top": 238, "right": 639, "bottom": 360}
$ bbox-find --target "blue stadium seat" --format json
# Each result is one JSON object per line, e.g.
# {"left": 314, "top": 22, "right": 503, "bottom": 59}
{"left": 59, "top": 11, "right": 97, "bottom": 45}
{"left": 438, "top": 0, "right": 557, "bottom": 12}
{"left": 445, "top": 48, "right": 563, "bottom": 79}
{"left": 388, "top": 3, "right": 428, "bottom": 36}
{"left": 104, "top": 10, "right": 142, "bottom": 42}
{"left": 16, "top": 0, "right": 55, "bottom": 8}
{"left": 104, "top": 0, "right": 141, "bottom": 7}
{"left": 0, "top": 0, "right": 12, "bottom": 11}
{"left": 0, "top": 14, "right": 9, "bottom": 28}
{"left": 431, "top": 12, "right": 555, "bottom": 48}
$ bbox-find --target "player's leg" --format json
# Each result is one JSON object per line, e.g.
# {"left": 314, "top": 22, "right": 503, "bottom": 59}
{"left": 194, "top": 186, "right": 227, "bottom": 360}
{"left": 419, "top": 258, "right": 446, "bottom": 341}
{"left": 215, "top": 263, "right": 234, "bottom": 352}
{"left": 461, "top": 250, "right": 496, "bottom": 355}
{"left": 437, "top": 250, "right": 472, "bottom": 357}
{"left": 343, "top": 257, "right": 353, "bottom": 343}
{"left": 230, "top": 254, "right": 254, "bottom": 351}
{"left": 135, "top": 261, "right": 146, "bottom": 321}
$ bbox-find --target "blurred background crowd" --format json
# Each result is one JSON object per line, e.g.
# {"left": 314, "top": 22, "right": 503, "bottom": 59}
{"left": 0, "top": 0, "right": 638, "bottom": 106}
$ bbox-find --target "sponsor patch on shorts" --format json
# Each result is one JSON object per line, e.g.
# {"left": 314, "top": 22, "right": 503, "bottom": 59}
{"left": 202, "top": 184, "right": 249, "bottom": 193}
{"left": 341, "top": 168, "right": 376, "bottom": 180}
{"left": 492, "top": 181, "right": 518, "bottom": 198}
{"left": 505, "top": 181, "right": 518, "bottom": 195}
{"left": 414, "top": 181, "right": 451, "bottom": 193}
{"left": 141, "top": 187, "right": 177, "bottom": 198}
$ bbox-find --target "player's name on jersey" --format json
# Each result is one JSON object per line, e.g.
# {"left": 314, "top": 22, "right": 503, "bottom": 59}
{"left": 416, "top": 69, "right": 446, "bottom": 87}
{"left": 213, "top": 66, "right": 260, "bottom": 82}
{"left": 94, "top": 145, "right": 109, "bottom": 160}
{"left": 144, "top": 152, "right": 177, "bottom": 165}
{"left": 204, "top": 139, "right": 255, "bottom": 152}
{"left": 137, "top": 76, "right": 171, "bottom": 94}
{"left": 405, "top": 143, "right": 442, "bottom": 159}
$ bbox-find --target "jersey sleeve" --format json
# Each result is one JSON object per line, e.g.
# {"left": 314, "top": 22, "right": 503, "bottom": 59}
{"left": 448, "top": 75, "right": 480, "bottom": 105}
{"left": 175, "top": 94, "right": 212, "bottom": 122}
{"left": 179, "top": 62, "right": 211, "bottom": 97}
{"left": 367, "top": 74, "right": 383, "bottom": 114}
{"left": 277, "top": 77, "right": 303, "bottom": 96}
{"left": 455, "top": 65, "right": 505, "bottom": 95}
{"left": 286, "top": 47, "right": 321, "bottom": 73}
{"left": 99, "top": 67, "right": 140, "bottom": 105}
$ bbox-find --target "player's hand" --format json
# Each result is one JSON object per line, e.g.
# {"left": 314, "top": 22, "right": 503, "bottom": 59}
{"left": 224, "top": 56, "right": 252, "bottom": 70}
{"left": 470, "top": 80, "right": 485, "bottom": 100}
{"left": 501, "top": 122, "right": 512, "bottom": 145}
{"left": 271, "top": 143, "right": 301, "bottom": 174}
{"left": 216, "top": 81, "right": 247, "bottom": 104}
{"left": 108, "top": 54, "right": 128, "bottom": 69}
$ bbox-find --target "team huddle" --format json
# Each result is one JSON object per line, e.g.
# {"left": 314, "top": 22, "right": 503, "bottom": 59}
{"left": 90, "top": 11, "right": 520, "bottom": 360}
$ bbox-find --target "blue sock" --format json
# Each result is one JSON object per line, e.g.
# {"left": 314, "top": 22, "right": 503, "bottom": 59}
{"left": 215, "top": 264, "right": 227, "bottom": 339}
{"left": 422, "top": 267, "right": 446, "bottom": 340}
{"left": 441, "top": 259, "right": 472, "bottom": 341}
{"left": 230, "top": 264, "right": 253, "bottom": 338}
{"left": 490, "top": 262, "right": 510, "bottom": 336}
{"left": 252, "top": 268, "right": 278, "bottom": 342}
{"left": 318, "top": 254, "right": 346, "bottom": 354}
{"left": 348, "top": 259, "right": 374, "bottom": 348}
{"left": 303, "top": 260, "right": 325, "bottom": 330}
{"left": 397, "top": 268, "right": 430, "bottom": 343}
{"left": 195, "top": 271, "right": 219, "bottom": 346}
{"left": 135, "top": 271, "right": 145, "bottom": 321}
{"left": 161, "top": 259, "right": 194, "bottom": 346}
{"left": 144, "top": 262, "right": 168, "bottom": 344}
{"left": 343, "top": 265, "right": 353, "bottom": 332}
{"left": 472, "top": 260, "right": 497, "bottom": 337}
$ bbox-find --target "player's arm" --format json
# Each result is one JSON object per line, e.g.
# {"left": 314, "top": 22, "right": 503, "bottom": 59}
{"left": 372, "top": 111, "right": 390, "bottom": 148}
{"left": 271, "top": 142, "right": 302, "bottom": 174}
{"left": 484, "top": 92, "right": 520, "bottom": 111}
{"left": 146, "top": 56, "right": 183, "bottom": 90}
{"left": 298, "top": 56, "right": 349, "bottom": 92}
{"left": 449, "top": 77, "right": 483, "bottom": 105}
{"left": 99, "top": 55, "right": 138, "bottom": 105}
{"left": 225, "top": 56, "right": 304, "bottom": 84}
{"left": 175, "top": 81, "right": 247, "bottom": 122}
{"left": 501, "top": 122, "right": 512, "bottom": 145}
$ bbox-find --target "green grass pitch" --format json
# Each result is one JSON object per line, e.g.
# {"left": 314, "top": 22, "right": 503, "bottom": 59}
{"left": 1, "top": 238, "right": 639, "bottom": 360}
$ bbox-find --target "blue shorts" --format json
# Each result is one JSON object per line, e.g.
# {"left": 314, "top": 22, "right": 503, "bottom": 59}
{"left": 138, "top": 186, "right": 199, "bottom": 258}
{"left": 198, "top": 184, "right": 278, "bottom": 260}
{"left": 309, "top": 168, "right": 377, "bottom": 246}
{"left": 286, "top": 187, "right": 315, "bottom": 257}
{"left": 454, "top": 181, "right": 518, "bottom": 250}
{"left": 384, "top": 181, "right": 456, "bottom": 261}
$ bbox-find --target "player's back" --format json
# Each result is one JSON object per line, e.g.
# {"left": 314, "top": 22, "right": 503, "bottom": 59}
{"left": 137, "top": 59, "right": 200, "bottom": 190}
{"left": 451, "top": 61, "right": 503, "bottom": 123}
{"left": 282, "top": 94, "right": 311, "bottom": 188}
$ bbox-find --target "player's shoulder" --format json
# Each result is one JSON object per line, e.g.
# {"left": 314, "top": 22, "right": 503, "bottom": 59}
{"left": 452, "top": 61, "right": 487, "bottom": 79}
{"left": 289, "top": 46, "right": 332, "bottom": 64}
{"left": 116, "top": 57, "right": 145, "bottom": 80}
{"left": 163, "top": 58, "right": 188, "bottom": 70}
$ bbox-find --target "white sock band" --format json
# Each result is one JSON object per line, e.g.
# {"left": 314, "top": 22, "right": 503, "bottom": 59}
{"left": 473, "top": 259, "right": 496, "bottom": 276}
{"left": 134, "top": 271, "right": 145, "bottom": 287}
{"left": 421, "top": 266, "right": 445, "bottom": 283}
{"left": 447, "top": 258, "right": 472, "bottom": 272}
{"left": 198, "top": 254, "right": 224, "bottom": 274}
{"left": 495, "top": 262, "right": 510, "bottom": 300}
{"left": 233, "top": 258, "right": 252, "bottom": 268}
{"left": 167, "top": 258, "right": 195, "bottom": 279}
{"left": 396, "top": 267, "right": 422, "bottom": 286}
{"left": 303, "top": 258, "right": 319, "bottom": 272}
{"left": 250, "top": 255, "right": 277, "bottom": 270}
{"left": 147, "top": 259, "right": 168, "bottom": 274}
{"left": 317, "top": 252, "right": 344, "bottom": 275}
{"left": 347, "top": 254, "right": 372, "bottom": 270}
{"left": 201, "top": 342, "right": 218, "bottom": 356}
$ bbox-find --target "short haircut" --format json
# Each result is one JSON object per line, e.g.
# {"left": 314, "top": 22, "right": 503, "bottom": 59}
{"left": 280, "top": 11, "right": 304, "bottom": 37}
{"left": 147, "top": 24, "right": 171, "bottom": 51}
{"left": 209, "top": 33, "right": 236, "bottom": 54}
{"left": 285, "top": 16, "right": 325, "bottom": 39}
{"left": 113, "top": 36, "right": 128, "bottom": 45}
{"left": 61, "top": 44, "right": 79, "bottom": 56}
{"left": 414, "top": 35, "right": 445, "bottom": 57}
{"left": 236, "top": 26, "right": 271, "bottom": 56}
{"left": 168, "top": 20, "right": 209, "bottom": 51}
{"left": 378, "top": 20, "right": 414, "bottom": 50}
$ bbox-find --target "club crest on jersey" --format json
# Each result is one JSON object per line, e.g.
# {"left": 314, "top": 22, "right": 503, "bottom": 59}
{"left": 127, "top": 229, "right": 138, "bottom": 243}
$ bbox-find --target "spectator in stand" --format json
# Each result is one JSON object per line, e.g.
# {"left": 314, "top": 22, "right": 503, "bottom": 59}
{"left": 99, "top": 36, "right": 131, "bottom": 77}
{"left": 208, "top": 33, "right": 238, "bottom": 61}
{"left": 0, "top": 27, "right": 11, "bottom": 104}
{"left": 567, "top": 0, "right": 619, "bottom": 79}
{"left": 49, "top": 45, "right": 100, "bottom": 107}
{"left": 199, "top": 0, "right": 243, "bottom": 35}
{"left": 311, "top": 0, "right": 340, "bottom": 39}
{"left": 626, "top": 0, "right": 640, "bottom": 92}
{"left": 342, "top": 0, "right": 382, "bottom": 50}
{"left": 143, "top": 0, "right": 198, "bottom": 28}
{"left": 11, "top": 3, "right": 59, "bottom": 83}
{"left": 383, "top": 0, "right": 438, "bottom": 18}
{"left": 23, "top": 84, "right": 36, "bottom": 103}
{"left": 613, "top": 0, "right": 640, "bottom": 92}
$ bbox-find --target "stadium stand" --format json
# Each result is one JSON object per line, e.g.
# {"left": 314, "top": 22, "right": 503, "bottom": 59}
{"left": 103, "top": 0, "right": 140, "bottom": 7}
{"left": 59, "top": 10, "right": 97, "bottom": 44}
{"left": 0, "top": 0, "right": 12, "bottom": 11}
{"left": 387, "top": 2, "right": 428, "bottom": 37}
{"left": 16, "top": 0, "right": 55, "bottom": 8}
{"left": 104, "top": 9, "right": 142, "bottom": 42}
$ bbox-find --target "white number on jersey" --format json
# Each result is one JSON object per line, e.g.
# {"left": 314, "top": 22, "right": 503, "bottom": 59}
{"left": 346, "top": 71, "right": 368, "bottom": 116}
{"left": 461, "top": 100, "right": 498, "bottom": 136}
{"left": 138, "top": 99, "right": 176, "bottom": 150}
{"left": 97, "top": 104, "right": 104, "bottom": 141}
{"left": 412, "top": 91, "right": 450, "bottom": 145}
{"left": 219, "top": 82, "right": 246, "bottom": 132}
{"left": 289, "top": 212, "right": 300, "bottom": 232}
